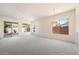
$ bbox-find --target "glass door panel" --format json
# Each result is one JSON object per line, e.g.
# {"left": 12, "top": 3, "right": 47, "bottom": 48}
{"left": 4, "top": 22, "right": 18, "bottom": 37}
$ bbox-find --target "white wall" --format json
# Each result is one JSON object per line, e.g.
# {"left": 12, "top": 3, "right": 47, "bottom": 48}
{"left": 0, "top": 19, "right": 4, "bottom": 38}
{"left": 76, "top": 4, "right": 79, "bottom": 45}
{"left": 32, "top": 9, "right": 76, "bottom": 43}
{"left": 0, "top": 17, "right": 19, "bottom": 38}
{"left": 76, "top": 4, "right": 79, "bottom": 32}
{"left": 0, "top": 16, "right": 31, "bottom": 38}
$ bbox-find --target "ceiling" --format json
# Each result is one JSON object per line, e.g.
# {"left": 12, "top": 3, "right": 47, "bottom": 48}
{"left": 0, "top": 3, "right": 77, "bottom": 20}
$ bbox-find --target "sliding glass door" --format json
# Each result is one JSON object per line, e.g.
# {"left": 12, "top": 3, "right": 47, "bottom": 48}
{"left": 4, "top": 22, "right": 18, "bottom": 37}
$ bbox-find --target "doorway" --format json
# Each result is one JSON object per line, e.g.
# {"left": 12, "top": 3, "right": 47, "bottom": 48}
{"left": 22, "top": 23, "right": 30, "bottom": 32}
